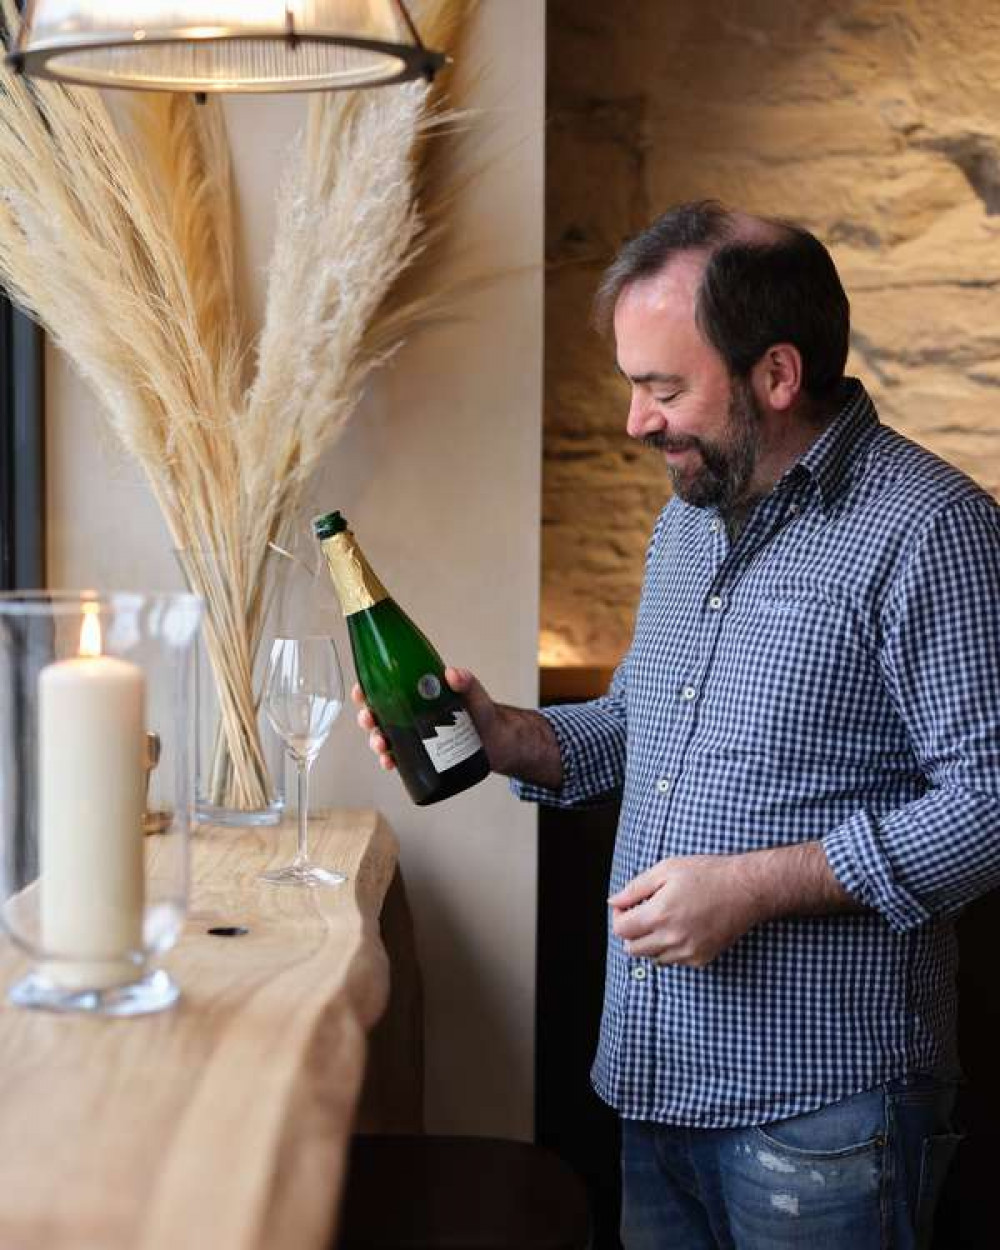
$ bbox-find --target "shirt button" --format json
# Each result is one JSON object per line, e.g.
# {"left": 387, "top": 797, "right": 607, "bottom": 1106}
{"left": 708, "top": 594, "right": 724, "bottom": 611}
{"left": 681, "top": 685, "right": 697, "bottom": 701}
{"left": 656, "top": 777, "right": 671, "bottom": 794}
{"left": 788, "top": 503, "right": 800, "bottom": 516}
{"left": 632, "top": 966, "right": 647, "bottom": 981}
{"left": 709, "top": 518, "right": 722, "bottom": 533}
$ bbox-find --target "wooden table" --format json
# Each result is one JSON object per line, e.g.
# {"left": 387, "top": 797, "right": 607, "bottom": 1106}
{"left": 0, "top": 809, "right": 409, "bottom": 1250}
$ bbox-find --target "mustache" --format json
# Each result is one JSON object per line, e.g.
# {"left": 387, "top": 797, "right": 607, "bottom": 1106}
{"left": 641, "top": 432, "right": 701, "bottom": 453}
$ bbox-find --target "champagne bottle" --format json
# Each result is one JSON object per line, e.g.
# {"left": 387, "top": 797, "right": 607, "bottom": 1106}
{"left": 314, "top": 510, "right": 490, "bottom": 806}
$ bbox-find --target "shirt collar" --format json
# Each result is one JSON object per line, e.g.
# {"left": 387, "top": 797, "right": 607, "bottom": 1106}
{"left": 791, "top": 377, "right": 879, "bottom": 511}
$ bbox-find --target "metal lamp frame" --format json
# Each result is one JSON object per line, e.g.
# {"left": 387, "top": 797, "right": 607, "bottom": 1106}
{"left": 7, "top": 0, "right": 445, "bottom": 92}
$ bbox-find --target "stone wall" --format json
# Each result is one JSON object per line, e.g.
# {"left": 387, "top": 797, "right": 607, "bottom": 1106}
{"left": 544, "top": 0, "right": 1000, "bottom": 668}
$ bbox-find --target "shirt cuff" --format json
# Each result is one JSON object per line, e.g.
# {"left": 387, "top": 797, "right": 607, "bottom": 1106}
{"left": 509, "top": 703, "right": 623, "bottom": 809}
{"left": 509, "top": 710, "right": 572, "bottom": 805}
{"left": 823, "top": 809, "right": 932, "bottom": 932}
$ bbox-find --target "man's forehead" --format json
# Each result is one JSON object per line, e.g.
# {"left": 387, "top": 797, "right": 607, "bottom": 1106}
{"left": 612, "top": 250, "right": 720, "bottom": 378}
{"left": 617, "top": 251, "right": 706, "bottom": 319}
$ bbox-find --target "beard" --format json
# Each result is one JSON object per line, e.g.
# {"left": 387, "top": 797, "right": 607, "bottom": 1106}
{"left": 642, "top": 376, "right": 761, "bottom": 513}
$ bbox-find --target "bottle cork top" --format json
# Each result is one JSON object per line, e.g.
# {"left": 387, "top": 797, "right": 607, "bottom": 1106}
{"left": 312, "top": 511, "right": 347, "bottom": 541}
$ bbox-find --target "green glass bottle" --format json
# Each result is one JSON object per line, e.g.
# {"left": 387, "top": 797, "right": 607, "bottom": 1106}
{"left": 314, "top": 510, "right": 490, "bottom": 806}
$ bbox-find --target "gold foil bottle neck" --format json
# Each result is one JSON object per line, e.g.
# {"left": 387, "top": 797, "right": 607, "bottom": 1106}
{"left": 320, "top": 530, "right": 389, "bottom": 615}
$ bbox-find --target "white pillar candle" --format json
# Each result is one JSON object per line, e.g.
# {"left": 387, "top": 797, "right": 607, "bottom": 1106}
{"left": 39, "top": 606, "right": 146, "bottom": 990}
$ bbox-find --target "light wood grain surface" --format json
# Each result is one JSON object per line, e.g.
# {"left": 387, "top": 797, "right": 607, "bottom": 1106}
{"left": 0, "top": 809, "right": 400, "bottom": 1250}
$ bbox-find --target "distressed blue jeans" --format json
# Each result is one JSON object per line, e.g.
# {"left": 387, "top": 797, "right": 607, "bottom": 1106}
{"left": 620, "top": 1076, "right": 962, "bottom": 1249}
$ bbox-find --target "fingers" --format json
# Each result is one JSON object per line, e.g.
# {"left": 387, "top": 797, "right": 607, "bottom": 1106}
{"left": 608, "top": 869, "right": 658, "bottom": 910}
{"left": 352, "top": 683, "right": 379, "bottom": 734}
{"left": 351, "top": 683, "right": 396, "bottom": 771}
{"left": 445, "top": 666, "right": 495, "bottom": 727}
{"left": 368, "top": 727, "right": 395, "bottom": 772}
{"left": 611, "top": 897, "right": 657, "bottom": 942}
{"left": 444, "top": 665, "right": 472, "bottom": 692}
{"left": 622, "top": 934, "right": 666, "bottom": 960}
{"left": 612, "top": 902, "right": 697, "bottom": 964}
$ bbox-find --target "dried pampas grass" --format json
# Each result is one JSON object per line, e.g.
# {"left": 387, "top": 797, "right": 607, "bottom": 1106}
{"left": 0, "top": 0, "right": 475, "bottom": 812}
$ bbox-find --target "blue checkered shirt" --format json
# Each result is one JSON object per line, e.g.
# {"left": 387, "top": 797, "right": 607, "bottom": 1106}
{"left": 514, "top": 378, "right": 1000, "bottom": 1127}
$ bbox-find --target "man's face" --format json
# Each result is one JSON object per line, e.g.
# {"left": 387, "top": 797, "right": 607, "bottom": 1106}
{"left": 613, "top": 256, "right": 761, "bottom": 513}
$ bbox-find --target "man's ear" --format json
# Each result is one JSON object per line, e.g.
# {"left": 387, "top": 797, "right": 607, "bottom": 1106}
{"left": 751, "top": 343, "right": 803, "bottom": 413}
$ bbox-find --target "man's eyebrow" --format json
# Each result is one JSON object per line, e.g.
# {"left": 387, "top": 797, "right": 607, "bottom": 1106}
{"left": 615, "top": 365, "right": 685, "bottom": 387}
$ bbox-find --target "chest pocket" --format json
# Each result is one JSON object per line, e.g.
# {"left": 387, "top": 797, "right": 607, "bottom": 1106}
{"left": 704, "top": 582, "right": 888, "bottom": 764}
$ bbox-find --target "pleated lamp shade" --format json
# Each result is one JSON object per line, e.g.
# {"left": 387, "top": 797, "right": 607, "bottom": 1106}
{"left": 9, "top": 0, "right": 445, "bottom": 92}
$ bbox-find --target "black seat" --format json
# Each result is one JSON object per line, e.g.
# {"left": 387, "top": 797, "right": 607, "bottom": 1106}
{"left": 336, "top": 1133, "right": 592, "bottom": 1250}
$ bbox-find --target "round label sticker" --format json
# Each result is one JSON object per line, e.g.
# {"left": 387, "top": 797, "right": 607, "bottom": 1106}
{"left": 417, "top": 674, "right": 442, "bottom": 700}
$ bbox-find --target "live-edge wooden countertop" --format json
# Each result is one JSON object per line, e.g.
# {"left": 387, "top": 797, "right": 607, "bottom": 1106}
{"left": 0, "top": 809, "right": 399, "bottom": 1250}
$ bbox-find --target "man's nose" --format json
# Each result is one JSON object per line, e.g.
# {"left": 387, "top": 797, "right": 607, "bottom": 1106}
{"left": 626, "top": 390, "right": 662, "bottom": 440}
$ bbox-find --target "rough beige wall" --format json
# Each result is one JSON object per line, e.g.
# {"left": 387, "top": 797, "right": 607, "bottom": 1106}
{"left": 544, "top": 0, "right": 1000, "bottom": 668}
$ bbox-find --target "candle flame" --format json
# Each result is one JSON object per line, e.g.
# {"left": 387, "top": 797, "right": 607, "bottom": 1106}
{"left": 79, "top": 603, "right": 102, "bottom": 658}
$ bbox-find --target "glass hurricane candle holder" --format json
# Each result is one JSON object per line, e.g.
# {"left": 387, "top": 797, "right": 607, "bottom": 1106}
{"left": 0, "top": 591, "right": 202, "bottom": 1015}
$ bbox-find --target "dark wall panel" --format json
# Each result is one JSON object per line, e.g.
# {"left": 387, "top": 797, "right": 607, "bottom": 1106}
{"left": 0, "top": 298, "right": 44, "bottom": 591}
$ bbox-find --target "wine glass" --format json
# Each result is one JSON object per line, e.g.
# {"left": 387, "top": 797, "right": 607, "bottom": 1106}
{"left": 261, "top": 636, "right": 345, "bottom": 887}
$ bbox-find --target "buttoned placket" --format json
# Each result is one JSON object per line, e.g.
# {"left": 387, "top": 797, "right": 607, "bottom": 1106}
{"left": 712, "top": 477, "right": 809, "bottom": 590}
{"left": 628, "top": 489, "right": 810, "bottom": 988}
{"left": 648, "top": 512, "right": 730, "bottom": 858}
{"left": 634, "top": 518, "right": 727, "bottom": 981}
{"left": 654, "top": 492, "right": 804, "bottom": 826}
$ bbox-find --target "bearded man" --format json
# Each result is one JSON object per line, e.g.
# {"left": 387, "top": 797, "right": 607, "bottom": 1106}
{"left": 355, "top": 202, "right": 1000, "bottom": 1248}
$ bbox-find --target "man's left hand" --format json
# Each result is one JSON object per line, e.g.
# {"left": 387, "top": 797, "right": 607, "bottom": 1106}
{"left": 609, "top": 854, "right": 765, "bottom": 967}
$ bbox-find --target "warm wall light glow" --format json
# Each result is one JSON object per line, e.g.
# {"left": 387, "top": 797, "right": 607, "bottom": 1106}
{"left": 538, "top": 630, "right": 588, "bottom": 668}
{"left": 79, "top": 603, "right": 102, "bottom": 658}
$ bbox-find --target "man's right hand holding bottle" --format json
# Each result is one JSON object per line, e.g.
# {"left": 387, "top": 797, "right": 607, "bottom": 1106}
{"left": 352, "top": 666, "right": 565, "bottom": 790}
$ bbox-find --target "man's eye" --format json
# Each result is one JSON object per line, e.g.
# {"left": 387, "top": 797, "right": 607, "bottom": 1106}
{"left": 654, "top": 393, "right": 679, "bottom": 405}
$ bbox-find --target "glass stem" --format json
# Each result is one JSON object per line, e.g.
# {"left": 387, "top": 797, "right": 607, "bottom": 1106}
{"left": 296, "top": 759, "right": 310, "bottom": 863}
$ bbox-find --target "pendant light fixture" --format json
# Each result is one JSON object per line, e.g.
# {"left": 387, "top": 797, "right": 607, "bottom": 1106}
{"left": 7, "top": 0, "right": 445, "bottom": 93}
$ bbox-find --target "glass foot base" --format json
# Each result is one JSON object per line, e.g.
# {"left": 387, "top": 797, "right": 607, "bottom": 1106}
{"left": 8, "top": 968, "right": 179, "bottom": 1016}
{"left": 260, "top": 861, "right": 347, "bottom": 888}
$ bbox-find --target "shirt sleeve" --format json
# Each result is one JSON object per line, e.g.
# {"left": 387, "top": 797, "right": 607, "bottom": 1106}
{"left": 823, "top": 494, "right": 1000, "bottom": 931}
{"left": 509, "top": 659, "right": 628, "bottom": 808}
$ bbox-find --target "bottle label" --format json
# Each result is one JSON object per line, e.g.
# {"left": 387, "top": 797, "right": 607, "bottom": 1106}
{"left": 421, "top": 710, "right": 483, "bottom": 774}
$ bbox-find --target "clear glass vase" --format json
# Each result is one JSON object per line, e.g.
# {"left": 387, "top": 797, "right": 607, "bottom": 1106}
{"left": 176, "top": 543, "right": 288, "bottom": 827}
{"left": 0, "top": 591, "right": 202, "bottom": 1015}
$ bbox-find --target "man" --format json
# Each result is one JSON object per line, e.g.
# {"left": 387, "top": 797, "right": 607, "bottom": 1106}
{"left": 353, "top": 202, "right": 1000, "bottom": 1247}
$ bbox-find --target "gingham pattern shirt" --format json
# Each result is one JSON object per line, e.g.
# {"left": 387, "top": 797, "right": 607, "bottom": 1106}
{"left": 514, "top": 378, "right": 1000, "bottom": 1127}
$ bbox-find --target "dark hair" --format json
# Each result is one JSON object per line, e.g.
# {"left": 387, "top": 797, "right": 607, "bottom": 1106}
{"left": 593, "top": 200, "right": 850, "bottom": 401}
